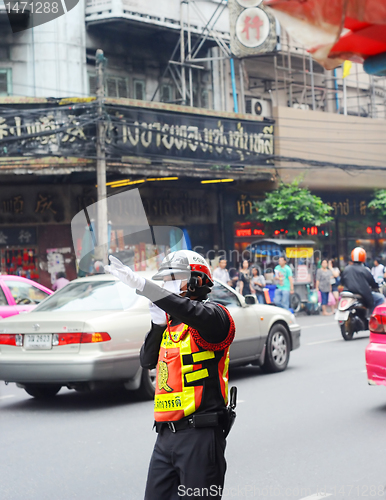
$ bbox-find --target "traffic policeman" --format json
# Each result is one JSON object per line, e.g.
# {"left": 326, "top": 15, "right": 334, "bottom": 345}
{"left": 105, "top": 250, "right": 235, "bottom": 500}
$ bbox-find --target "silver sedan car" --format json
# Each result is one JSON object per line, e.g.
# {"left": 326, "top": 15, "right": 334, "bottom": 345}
{"left": 0, "top": 274, "right": 300, "bottom": 399}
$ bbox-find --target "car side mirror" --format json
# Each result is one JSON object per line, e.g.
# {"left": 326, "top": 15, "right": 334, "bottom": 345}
{"left": 244, "top": 294, "right": 257, "bottom": 305}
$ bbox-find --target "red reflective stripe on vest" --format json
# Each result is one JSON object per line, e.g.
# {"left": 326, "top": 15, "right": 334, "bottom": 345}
{"left": 189, "top": 304, "right": 235, "bottom": 352}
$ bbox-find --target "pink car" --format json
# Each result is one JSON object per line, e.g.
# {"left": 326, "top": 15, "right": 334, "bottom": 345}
{"left": 0, "top": 276, "right": 52, "bottom": 319}
{"left": 366, "top": 304, "right": 386, "bottom": 386}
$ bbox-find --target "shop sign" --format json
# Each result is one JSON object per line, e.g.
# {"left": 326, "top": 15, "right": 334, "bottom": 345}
{"left": 0, "top": 227, "right": 37, "bottom": 246}
{"left": 285, "top": 247, "right": 314, "bottom": 259}
{"left": 0, "top": 101, "right": 274, "bottom": 165}
{"left": 236, "top": 194, "right": 260, "bottom": 216}
{"left": 112, "top": 109, "right": 274, "bottom": 164}
{"left": 235, "top": 7, "right": 270, "bottom": 49}
{"left": 0, "top": 187, "right": 67, "bottom": 224}
{"left": 0, "top": 106, "right": 95, "bottom": 158}
{"left": 324, "top": 197, "right": 373, "bottom": 217}
{"left": 229, "top": 0, "right": 277, "bottom": 57}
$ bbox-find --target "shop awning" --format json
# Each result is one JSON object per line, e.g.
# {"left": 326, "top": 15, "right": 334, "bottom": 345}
{"left": 263, "top": 0, "right": 386, "bottom": 71}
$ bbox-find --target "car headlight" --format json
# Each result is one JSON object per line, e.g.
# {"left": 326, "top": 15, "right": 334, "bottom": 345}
{"left": 289, "top": 313, "right": 296, "bottom": 324}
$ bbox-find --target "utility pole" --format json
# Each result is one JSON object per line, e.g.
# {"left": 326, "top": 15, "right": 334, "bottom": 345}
{"left": 180, "top": 0, "right": 187, "bottom": 104}
{"left": 95, "top": 49, "right": 109, "bottom": 265}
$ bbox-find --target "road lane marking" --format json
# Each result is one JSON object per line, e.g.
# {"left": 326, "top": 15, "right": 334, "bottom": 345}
{"left": 299, "top": 494, "right": 332, "bottom": 500}
{"left": 0, "top": 395, "right": 15, "bottom": 400}
{"left": 301, "top": 322, "right": 336, "bottom": 329}
{"left": 306, "top": 339, "right": 341, "bottom": 346}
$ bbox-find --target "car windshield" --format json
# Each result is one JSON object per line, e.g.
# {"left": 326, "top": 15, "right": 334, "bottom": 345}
{"left": 33, "top": 280, "right": 138, "bottom": 312}
{"left": 210, "top": 281, "right": 240, "bottom": 307}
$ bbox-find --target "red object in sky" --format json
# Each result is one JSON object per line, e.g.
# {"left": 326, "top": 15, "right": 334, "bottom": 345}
{"left": 263, "top": 0, "right": 386, "bottom": 68}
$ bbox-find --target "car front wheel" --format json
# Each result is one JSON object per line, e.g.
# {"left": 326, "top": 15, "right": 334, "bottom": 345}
{"left": 263, "top": 324, "right": 290, "bottom": 373}
{"left": 24, "top": 384, "right": 62, "bottom": 399}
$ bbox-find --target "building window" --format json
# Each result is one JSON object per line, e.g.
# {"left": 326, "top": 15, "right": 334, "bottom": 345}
{"left": 88, "top": 73, "right": 129, "bottom": 98}
{"left": 160, "top": 84, "right": 173, "bottom": 103}
{"left": 106, "top": 76, "right": 129, "bottom": 98}
{"left": 133, "top": 80, "right": 146, "bottom": 100}
{"left": 0, "top": 69, "right": 12, "bottom": 96}
{"left": 88, "top": 73, "right": 97, "bottom": 96}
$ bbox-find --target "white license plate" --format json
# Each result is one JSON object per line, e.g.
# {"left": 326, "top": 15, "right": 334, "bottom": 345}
{"left": 335, "top": 310, "right": 349, "bottom": 321}
{"left": 24, "top": 334, "right": 52, "bottom": 350}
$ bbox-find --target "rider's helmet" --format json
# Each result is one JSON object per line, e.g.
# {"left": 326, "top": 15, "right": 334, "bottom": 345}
{"left": 152, "top": 250, "right": 214, "bottom": 298}
{"left": 351, "top": 247, "right": 367, "bottom": 263}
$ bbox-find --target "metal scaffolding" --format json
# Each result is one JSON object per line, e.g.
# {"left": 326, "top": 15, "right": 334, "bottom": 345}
{"left": 150, "top": 5, "right": 386, "bottom": 119}
{"left": 273, "top": 31, "right": 386, "bottom": 119}
{"left": 151, "top": 0, "right": 231, "bottom": 107}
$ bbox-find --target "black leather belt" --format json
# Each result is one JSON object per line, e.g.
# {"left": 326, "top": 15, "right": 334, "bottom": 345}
{"left": 155, "top": 412, "right": 221, "bottom": 433}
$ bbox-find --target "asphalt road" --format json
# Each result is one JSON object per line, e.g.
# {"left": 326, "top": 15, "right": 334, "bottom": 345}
{"left": 1, "top": 314, "right": 386, "bottom": 500}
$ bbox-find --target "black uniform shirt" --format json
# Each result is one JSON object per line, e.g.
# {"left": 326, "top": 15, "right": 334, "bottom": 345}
{"left": 341, "top": 263, "right": 378, "bottom": 309}
{"left": 138, "top": 280, "right": 231, "bottom": 370}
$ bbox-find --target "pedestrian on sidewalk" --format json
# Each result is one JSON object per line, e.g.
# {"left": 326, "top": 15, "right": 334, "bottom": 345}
{"left": 239, "top": 260, "right": 253, "bottom": 296}
{"left": 251, "top": 266, "right": 266, "bottom": 304}
{"left": 316, "top": 259, "right": 333, "bottom": 315}
{"left": 274, "top": 256, "right": 294, "bottom": 310}
{"left": 213, "top": 257, "right": 232, "bottom": 286}
{"left": 52, "top": 272, "right": 69, "bottom": 291}
{"left": 328, "top": 259, "right": 340, "bottom": 311}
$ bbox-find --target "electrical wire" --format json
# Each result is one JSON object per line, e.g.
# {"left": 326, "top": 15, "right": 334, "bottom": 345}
{"left": 1, "top": 102, "right": 386, "bottom": 175}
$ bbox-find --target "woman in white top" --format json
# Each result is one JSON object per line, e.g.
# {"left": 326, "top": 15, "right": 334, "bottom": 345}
{"left": 250, "top": 266, "right": 266, "bottom": 304}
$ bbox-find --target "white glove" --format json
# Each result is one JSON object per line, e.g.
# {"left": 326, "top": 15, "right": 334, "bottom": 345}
{"left": 104, "top": 255, "right": 145, "bottom": 292}
{"left": 149, "top": 302, "right": 167, "bottom": 326}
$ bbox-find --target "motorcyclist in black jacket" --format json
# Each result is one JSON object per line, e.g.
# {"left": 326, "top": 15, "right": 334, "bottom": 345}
{"left": 341, "top": 247, "right": 385, "bottom": 313}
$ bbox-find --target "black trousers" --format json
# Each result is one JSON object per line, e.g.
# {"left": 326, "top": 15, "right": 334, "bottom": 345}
{"left": 144, "top": 425, "right": 227, "bottom": 500}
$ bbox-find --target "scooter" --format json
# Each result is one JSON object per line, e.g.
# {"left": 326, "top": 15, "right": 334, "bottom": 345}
{"left": 335, "top": 291, "right": 369, "bottom": 341}
{"left": 376, "top": 276, "right": 386, "bottom": 297}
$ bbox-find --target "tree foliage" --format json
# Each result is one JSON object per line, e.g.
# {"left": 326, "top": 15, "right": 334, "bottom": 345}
{"left": 368, "top": 190, "right": 386, "bottom": 218}
{"left": 250, "top": 179, "right": 333, "bottom": 238}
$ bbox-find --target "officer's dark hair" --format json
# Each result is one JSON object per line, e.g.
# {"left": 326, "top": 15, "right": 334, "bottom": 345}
{"left": 219, "top": 257, "right": 226, "bottom": 262}
{"left": 56, "top": 272, "right": 66, "bottom": 279}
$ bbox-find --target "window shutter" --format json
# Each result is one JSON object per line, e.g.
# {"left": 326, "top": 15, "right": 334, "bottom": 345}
{"left": 134, "top": 81, "right": 145, "bottom": 100}
{"left": 106, "top": 77, "right": 118, "bottom": 97}
{"left": 161, "top": 84, "right": 172, "bottom": 102}
{"left": 117, "top": 78, "right": 128, "bottom": 98}
{"left": 88, "top": 74, "right": 97, "bottom": 96}
{"left": 0, "top": 73, "right": 8, "bottom": 95}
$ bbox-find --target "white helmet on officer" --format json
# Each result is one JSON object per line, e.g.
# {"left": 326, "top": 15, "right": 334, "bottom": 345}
{"left": 153, "top": 250, "right": 214, "bottom": 298}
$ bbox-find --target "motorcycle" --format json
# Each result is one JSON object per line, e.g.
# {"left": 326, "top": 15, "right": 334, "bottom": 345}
{"left": 335, "top": 291, "right": 369, "bottom": 341}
